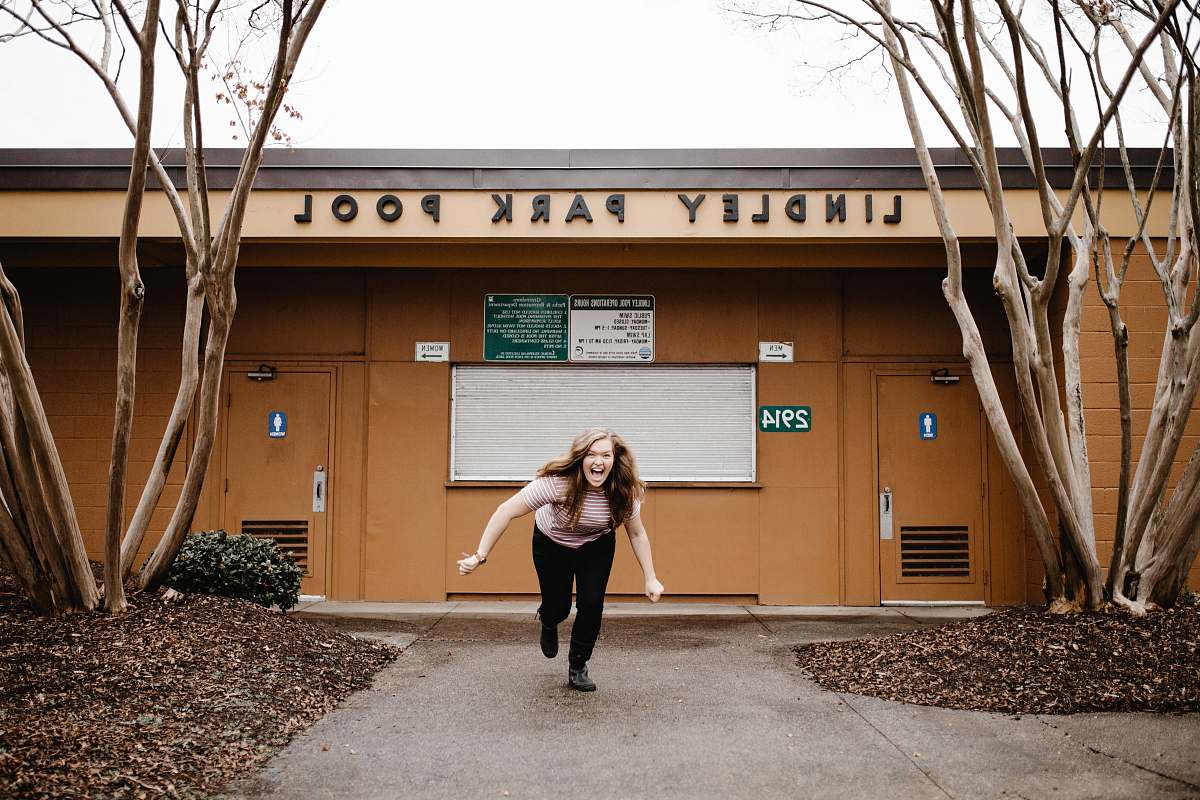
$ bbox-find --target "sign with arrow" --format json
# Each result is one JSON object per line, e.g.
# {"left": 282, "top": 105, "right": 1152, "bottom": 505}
{"left": 758, "top": 341, "right": 794, "bottom": 363}
{"left": 415, "top": 342, "right": 449, "bottom": 362}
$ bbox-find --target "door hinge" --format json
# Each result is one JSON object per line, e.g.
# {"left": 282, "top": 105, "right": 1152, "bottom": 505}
{"left": 226, "top": 390, "right": 232, "bottom": 408}
{"left": 981, "top": 481, "right": 987, "bottom": 498}
{"left": 224, "top": 478, "right": 228, "bottom": 493}
{"left": 984, "top": 569, "right": 991, "bottom": 586}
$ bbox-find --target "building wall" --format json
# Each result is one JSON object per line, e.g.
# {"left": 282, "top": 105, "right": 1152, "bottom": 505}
{"left": 1078, "top": 252, "right": 1200, "bottom": 595}
{"left": 21, "top": 267, "right": 188, "bottom": 568}
{"left": 17, "top": 252, "right": 1193, "bottom": 605}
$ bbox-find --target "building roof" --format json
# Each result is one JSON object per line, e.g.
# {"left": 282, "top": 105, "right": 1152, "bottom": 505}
{"left": 0, "top": 148, "right": 1169, "bottom": 191}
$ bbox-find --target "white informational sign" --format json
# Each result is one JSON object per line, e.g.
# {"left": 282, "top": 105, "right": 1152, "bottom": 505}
{"left": 758, "top": 341, "right": 794, "bottom": 362}
{"left": 568, "top": 295, "right": 655, "bottom": 362}
{"left": 415, "top": 342, "right": 450, "bottom": 362}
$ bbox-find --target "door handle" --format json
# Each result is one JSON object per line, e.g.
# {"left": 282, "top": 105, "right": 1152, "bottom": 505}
{"left": 313, "top": 465, "right": 327, "bottom": 513}
{"left": 879, "top": 486, "right": 893, "bottom": 540}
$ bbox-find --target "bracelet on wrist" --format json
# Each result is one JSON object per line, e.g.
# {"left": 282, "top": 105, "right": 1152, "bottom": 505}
{"left": 474, "top": 551, "right": 487, "bottom": 564}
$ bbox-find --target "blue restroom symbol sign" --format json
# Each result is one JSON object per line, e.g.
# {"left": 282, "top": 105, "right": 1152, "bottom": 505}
{"left": 919, "top": 412, "right": 938, "bottom": 440}
{"left": 268, "top": 411, "right": 288, "bottom": 439}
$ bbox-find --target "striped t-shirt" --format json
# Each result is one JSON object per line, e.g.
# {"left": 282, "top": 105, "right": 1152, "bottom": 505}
{"left": 518, "top": 475, "right": 642, "bottom": 548}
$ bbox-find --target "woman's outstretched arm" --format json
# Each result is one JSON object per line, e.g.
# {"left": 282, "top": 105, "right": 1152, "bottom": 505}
{"left": 623, "top": 514, "right": 664, "bottom": 602}
{"left": 457, "top": 493, "right": 533, "bottom": 575}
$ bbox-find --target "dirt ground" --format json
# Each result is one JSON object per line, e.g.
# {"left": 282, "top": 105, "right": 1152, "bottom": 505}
{"left": 0, "top": 570, "right": 397, "bottom": 799}
{"left": 795, "top": 602, "right": 1200, "bottom": 714}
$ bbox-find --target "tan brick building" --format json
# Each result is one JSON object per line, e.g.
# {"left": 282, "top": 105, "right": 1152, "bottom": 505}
{"left": 0, "top": 149, "right": 1192, "bottom": 604}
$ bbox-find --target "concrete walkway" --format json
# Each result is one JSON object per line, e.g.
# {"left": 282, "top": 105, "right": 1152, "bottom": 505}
{"left": 232, "top": 605, "right": 1200, "bottom": 800}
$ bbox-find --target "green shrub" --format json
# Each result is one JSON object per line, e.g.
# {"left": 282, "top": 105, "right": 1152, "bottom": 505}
{"left": 166, "top": 530, "right": 303, "bottom": 611}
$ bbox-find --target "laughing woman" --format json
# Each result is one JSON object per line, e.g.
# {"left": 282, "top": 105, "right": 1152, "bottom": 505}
{"left": 456, "top": 428, "right": 665, "bottom": 692}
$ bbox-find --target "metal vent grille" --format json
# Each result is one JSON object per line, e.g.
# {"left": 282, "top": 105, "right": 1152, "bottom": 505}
{"left": 242, "top": 520, "right": 309, "bottom": 575}
{"left": 899, "top": 526, "right": 970, "bottom": 578}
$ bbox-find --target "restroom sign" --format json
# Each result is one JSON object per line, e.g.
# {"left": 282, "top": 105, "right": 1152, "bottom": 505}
{"left": 268, "top": 411, "right": 288, "bottom": 439}
{"left": 758, "top": 342, "right": 794, "bottom": 362}
{"left": 919, "top": 412, "right": 938, "bottom": 440}
{"left": 416, "top": 341, "right": 450, "bottom": 361}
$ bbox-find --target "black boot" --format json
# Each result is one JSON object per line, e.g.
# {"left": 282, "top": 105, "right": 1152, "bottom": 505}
{"left": 568, "top": 661, "right": 596, "bottom": 692}
{"left": 540, "top": 624, "right": 558, "bottom": 659}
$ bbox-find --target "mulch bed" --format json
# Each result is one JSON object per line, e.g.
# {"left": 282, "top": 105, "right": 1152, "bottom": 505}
{"left": 0, "top": 570, "right": 398, "bottom": 799}
{"left": 795, "top": 603, "right": 1200, "bottom": 714}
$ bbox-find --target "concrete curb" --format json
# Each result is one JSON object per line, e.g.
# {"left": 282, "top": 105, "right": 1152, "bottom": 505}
{"left": 294, "top": 599, "right": 994, "bottom": 621}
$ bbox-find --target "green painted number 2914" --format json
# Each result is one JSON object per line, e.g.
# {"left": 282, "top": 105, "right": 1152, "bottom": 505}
{"left": 759, "top": 406, "right": 811, "bottom": 432}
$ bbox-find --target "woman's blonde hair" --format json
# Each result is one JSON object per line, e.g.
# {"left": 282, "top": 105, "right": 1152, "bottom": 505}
{"left": 538, "top": 428, "right": 646, "bottom": 527}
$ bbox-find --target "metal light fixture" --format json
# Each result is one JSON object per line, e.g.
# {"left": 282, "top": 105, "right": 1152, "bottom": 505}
{"left": 247, "top": 364, "right": 277, "bottom": 381}
{"left": 930, "top": 368, "right": 960, "bottom": 385}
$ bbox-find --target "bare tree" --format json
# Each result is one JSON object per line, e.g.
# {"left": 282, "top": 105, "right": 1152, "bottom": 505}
{"left": 735, "top": 0, "right": 1197, "bottom": 611}
{"left": 0, "top": 0, "right": 327, "bottom": 614}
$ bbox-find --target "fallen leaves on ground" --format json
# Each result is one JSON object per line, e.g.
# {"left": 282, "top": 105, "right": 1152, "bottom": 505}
{"left": 0, "top": 570, "right": 397, "bottom": 799}
{"left": 794, "top": 604, "right": 1200, "bottom": 714}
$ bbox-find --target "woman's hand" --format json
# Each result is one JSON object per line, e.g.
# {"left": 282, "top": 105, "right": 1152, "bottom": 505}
{"left": 457, "top": 552, "right": 484, "bottom": 575}
{"left": 645, "top": 577, "right": 664, "bottom": 602}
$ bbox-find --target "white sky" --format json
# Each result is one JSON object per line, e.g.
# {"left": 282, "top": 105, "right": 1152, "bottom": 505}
{"left": 0, "top": 1, "right": 1173, "bottom": 150}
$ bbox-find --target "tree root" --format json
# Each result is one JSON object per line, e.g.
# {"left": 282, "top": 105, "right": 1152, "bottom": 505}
{"left": 1111, "top": 592, "right": 1148, "bottom": 616}
{"left": 1047, "top": 597, "right": 1082, "bottom": 614}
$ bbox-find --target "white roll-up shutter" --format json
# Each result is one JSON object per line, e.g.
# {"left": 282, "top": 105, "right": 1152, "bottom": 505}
{"left": 451, "top": 365, "right": 756, "bottom": 482}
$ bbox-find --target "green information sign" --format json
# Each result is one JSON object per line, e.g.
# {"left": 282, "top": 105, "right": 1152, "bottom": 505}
{"left": 759, "top": 405, "right": 811, "bottom": 432}
{"left": 484, "top": 294, "right": 569, "bottom": 361}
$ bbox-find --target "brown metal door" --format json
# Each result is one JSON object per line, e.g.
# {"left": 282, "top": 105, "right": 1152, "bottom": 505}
{"left": 222, "top": 369, "right": 331, "bottom": 596}
{"left": 878, "top": 373, "right": 985, "bottom": 602}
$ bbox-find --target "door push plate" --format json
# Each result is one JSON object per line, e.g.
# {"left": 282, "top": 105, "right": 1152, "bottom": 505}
{"left": 879, "top": 486, "right": 893, "bottom": 540}
{"left": 313, "top": 465, "right": 327, "bottom": 513}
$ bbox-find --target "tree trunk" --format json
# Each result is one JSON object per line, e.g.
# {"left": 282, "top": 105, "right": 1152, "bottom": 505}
{"left": 1120, "top": 325, "right": 1199, "bottom": 584}
{"left": 875, "top": 0, "right": 1069, "bottom": 604}
{"left": 136, "top": 303, "right": 232, "bottom": 591}
{"left": 1053, "top": 242, "right": 1104, "bottom": 608}
{"left": 0, "top": 372, "right": 73, "bottom": 610}
{"left": 993, "top": 258, "right": 1097, "bottom": 605}
{"left": 945, "top": 283, "right": 1068, "bottom": 600}
{"left": 0, "top": 445, "right": 54, "bottom": 613}
{"left": 1137, "top": 445, "right": 1200, "bottom": 605}
{"left": 119, "top": 271, "right": 204, "bottom": 580}
{"left": 103, "top": 0, "right": 161, "bottom": 614}
{"left": 1148, "top": 522, "right": 1200, "bottom": 607}
{"left": 1105, "top": 310, "right": 1133, "bottom": 598}
{"left": 104, "top": 278, "right": 143, "bottom": 613}
{"left": 0, "top": 264, "right": 97, "bottom": 612}
{"left": 1059, "top": 244, "right": 1098, "bottom": 550}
